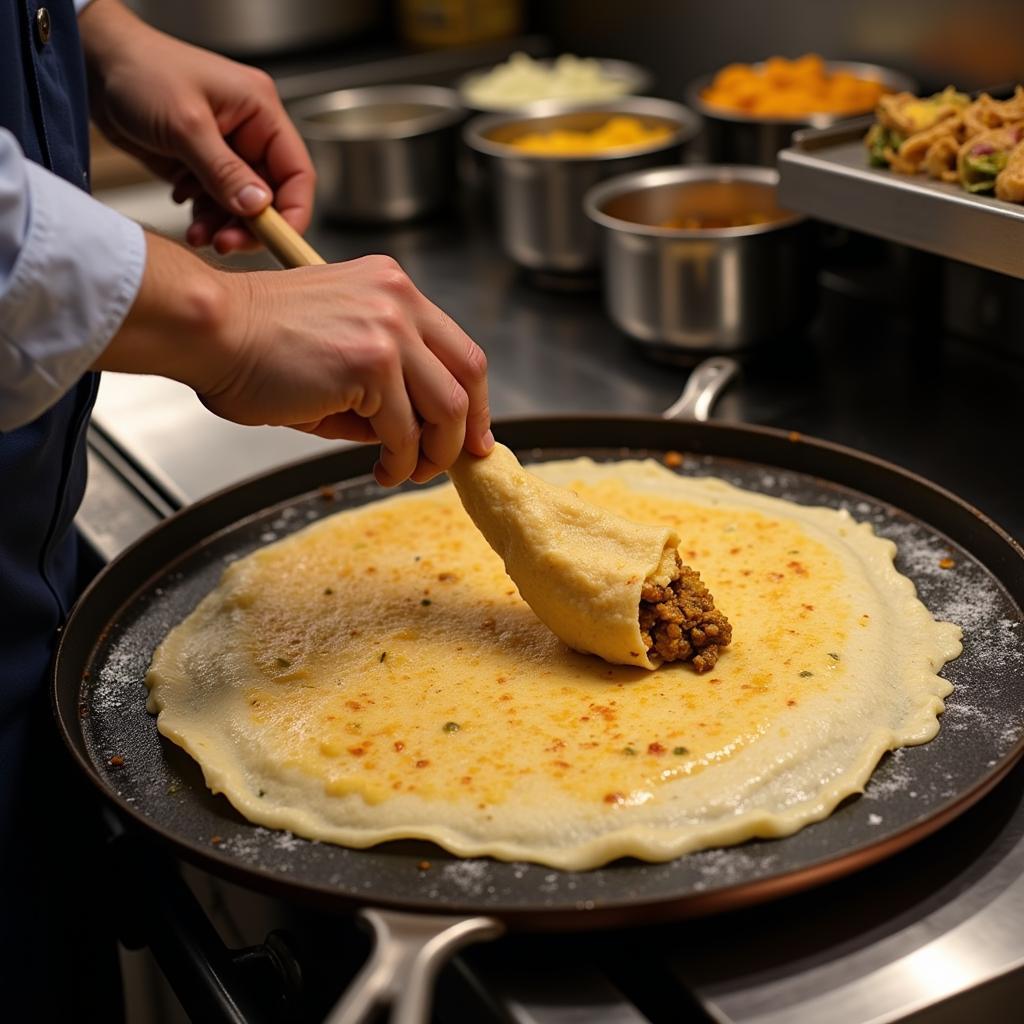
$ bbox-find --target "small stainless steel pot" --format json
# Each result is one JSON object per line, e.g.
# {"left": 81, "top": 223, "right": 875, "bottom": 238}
{"left": 584, "top": 165, "right": 815, "bottom": 357}
{"left": 291, "top": 85, "right": 465, "bottom": 224}
{"left": 127, "top": 0, "right": 380, "bottom": 57}
{"left": 464, "top": 98, "right": 699, "bottom": 274}
{"left": 685, "top": 61, "right": 916, "bottom": 166}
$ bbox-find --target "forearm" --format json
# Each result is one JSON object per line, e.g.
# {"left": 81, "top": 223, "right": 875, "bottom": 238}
{"left": 0, "top": 130, "right": 144, "bottom": 431}
{"left": 77, "top": 0, "right": 314, "bottom": 255}
{"left": 91, "top": 232, "right": 241, "bottom": 395}
{"left": 78, "top": 0, "right": 147, "bottom": 75}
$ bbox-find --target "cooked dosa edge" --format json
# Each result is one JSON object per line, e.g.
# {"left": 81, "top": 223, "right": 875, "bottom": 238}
{"left": 447, "top": 443, "right": 729, "bottom": 671}
{"left": 145, "top": 459, "right": 962, "bottom": 870}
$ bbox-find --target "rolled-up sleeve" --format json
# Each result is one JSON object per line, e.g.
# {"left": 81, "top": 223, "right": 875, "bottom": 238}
{"left": 0, "top": 129, "right": 146, "bottom": 431}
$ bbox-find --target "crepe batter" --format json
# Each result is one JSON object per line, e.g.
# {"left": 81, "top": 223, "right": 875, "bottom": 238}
{"left": 146, "top": 458, "right": 962, "bottom": 870}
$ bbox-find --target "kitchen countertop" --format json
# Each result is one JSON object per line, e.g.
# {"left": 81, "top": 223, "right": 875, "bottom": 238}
{"left": 93, "top": 198, "right": 1023, "bottom": 544}
{"left": 312, "top": 209, "right": 1017, "bottom": 541}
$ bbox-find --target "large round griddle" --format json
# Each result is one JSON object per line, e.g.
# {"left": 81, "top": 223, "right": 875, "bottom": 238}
{"left": 54, "top": 417, "right": 1024, "bottom": 930}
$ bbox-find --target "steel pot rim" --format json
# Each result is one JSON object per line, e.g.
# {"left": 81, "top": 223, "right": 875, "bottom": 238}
{"left": 463, "top": 97, "right": 699, "bottom": 164}
{"left": 584, "top": 164, "right": 806, "bottom": 239}
{"left": 291, "top": 84, "right": 466, "bottom": 142}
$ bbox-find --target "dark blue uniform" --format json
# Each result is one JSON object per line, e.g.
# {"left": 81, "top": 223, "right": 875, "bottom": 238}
{"left": 2, "top": 2, "right": 121, "bottom": 1016}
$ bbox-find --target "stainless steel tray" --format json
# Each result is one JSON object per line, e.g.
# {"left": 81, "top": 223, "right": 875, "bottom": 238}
{"left": 777, "top": 116, "right": 1024, "bottom": 279}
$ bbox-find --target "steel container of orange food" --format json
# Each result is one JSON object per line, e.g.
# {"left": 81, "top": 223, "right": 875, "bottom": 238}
{"left": 686, "top": 60, "right": 916, "bottom": 166}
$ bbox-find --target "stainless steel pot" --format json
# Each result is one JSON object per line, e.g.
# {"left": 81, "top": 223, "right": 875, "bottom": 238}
{"left": 464, "top": 98, "right": 699, "bottom": 274}
{"left": 584, "top": 165, "right": 815, "bottom": 357}
{"left": 291, "top": 85, "right": 465, "bottom": 224}
{"left": 685, "top": 61, "right": 916, "bottom": 166}
{"left": 127, "top": 0, "right": 379, "bottom": 57}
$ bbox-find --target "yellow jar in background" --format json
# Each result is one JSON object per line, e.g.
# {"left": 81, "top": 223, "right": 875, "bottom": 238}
{"left": 399, "top": 0, "right": 523, "bottom": 49}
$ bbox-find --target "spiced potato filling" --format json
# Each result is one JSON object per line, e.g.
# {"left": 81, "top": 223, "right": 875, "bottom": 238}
{"left": 639, "top": 549, "right": 732, "bottom": 671}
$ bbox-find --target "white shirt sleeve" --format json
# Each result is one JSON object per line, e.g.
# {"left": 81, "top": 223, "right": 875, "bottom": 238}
{"left": 73, "top": 0, "right": 95, "bottom": 13}
{"left": 0, "top": 128, "right": 146, "bottom": 431}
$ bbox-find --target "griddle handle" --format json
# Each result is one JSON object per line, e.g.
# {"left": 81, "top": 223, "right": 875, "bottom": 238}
{"left": 324, "top": 908, "right": 504, "bottom": 1024}
{"left": 662, "top": 356, "right": 739, "bottom": 423}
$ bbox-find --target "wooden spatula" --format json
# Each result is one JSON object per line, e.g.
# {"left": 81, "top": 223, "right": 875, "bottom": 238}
{"left": 247, "top": 205, "right": 325, "bottom": 268}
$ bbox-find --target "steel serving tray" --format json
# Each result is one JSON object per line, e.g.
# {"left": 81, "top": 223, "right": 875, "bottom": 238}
{"left": 777, "top": 116, "right": 1024, "bottom": 279}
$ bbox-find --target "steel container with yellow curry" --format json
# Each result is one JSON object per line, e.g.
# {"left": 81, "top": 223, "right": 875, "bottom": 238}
{"left": 464, "top": 97, "right": 699, "bottom": 275}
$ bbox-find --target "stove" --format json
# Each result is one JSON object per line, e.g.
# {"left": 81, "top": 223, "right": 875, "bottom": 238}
{"left": 79, "top": 207, "right": 1024, "bottom": 1022}
{"left": 78, "top": 48, "right": 1024, "bottom": 1024}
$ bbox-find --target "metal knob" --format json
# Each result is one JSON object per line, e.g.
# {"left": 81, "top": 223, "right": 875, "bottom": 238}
{"left": 35, "top": 7, "right": 51, "bottom": 45}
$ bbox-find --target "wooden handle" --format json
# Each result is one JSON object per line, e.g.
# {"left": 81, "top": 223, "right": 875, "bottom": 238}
{"left": 247, "top": 205, "right": 326, "bottom": 268}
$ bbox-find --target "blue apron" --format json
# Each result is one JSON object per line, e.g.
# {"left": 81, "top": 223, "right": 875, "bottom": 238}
{"left": 1, "top": 0, "right": 96, "bottom": 804}
{"left": 1, "top": 2, "right": 121, "bottom": 1016}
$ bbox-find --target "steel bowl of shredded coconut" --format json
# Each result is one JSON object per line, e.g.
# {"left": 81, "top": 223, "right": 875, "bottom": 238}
{"left": 459, "top": 53, "right": 652, "bottom": 112}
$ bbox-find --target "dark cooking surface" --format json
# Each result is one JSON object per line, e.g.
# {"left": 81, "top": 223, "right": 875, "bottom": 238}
{"left": 63, "top": 422, "right": 1024, "bottom": 926}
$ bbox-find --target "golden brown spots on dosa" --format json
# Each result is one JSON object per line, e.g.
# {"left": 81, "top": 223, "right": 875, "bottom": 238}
{"left": 145, "top": 458, "right": 961, "bottom": 870}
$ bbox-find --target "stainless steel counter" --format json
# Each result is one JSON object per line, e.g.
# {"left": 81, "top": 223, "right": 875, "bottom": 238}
{"left": 778, "top": 120, "right": 1024, "bottom": 281}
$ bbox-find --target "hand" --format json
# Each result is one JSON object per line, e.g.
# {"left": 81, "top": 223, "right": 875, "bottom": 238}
{"left": 79, "top": 0, "right": 314, "bottom": 254}
{"left": 213, "top": 255, "right": 494, "bottom": 484}
{"left": 94, "top": 237, "right": 493, "bottom": 485}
